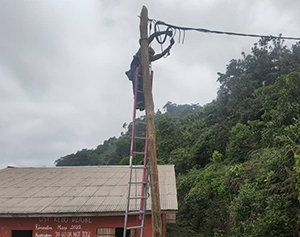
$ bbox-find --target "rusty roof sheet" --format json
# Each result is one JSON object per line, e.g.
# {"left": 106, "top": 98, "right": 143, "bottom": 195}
{"left": 0, "top": 165, "right": 177, "bottom": 216}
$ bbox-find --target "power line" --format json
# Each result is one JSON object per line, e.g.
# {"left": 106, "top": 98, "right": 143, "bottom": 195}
{"left": 154, "top": 20, "right": 300, "bottom": 41}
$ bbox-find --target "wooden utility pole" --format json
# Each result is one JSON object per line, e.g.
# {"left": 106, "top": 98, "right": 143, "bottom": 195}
{"left": 139, "top": 6, "right": 163, "bottom": 237}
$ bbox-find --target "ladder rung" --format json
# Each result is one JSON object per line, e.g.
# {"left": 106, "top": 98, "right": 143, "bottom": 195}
{"left": 129, "top": 196, "right": 146, "bottom": 199}
{"left": 133, "top": 151, "right": 145, "bottom": 155}
{"left": 137, "top": 90, "right": 143, "bottom": 93}
{"left": 127, "top": 226, "right": 143, "bottom": 230}
{"left": 127, "top": 211, "right": 144, "bottom": 215}
{"left": 130, "top": 181, "right": 146, "bottom": 184}
{"left": 134, "top": 136, "right": 146, "bottom": 140}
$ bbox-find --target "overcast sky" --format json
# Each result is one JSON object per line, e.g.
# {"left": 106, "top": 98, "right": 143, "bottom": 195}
{"left": 1, "top": 0, "right": 299, "bottom": 168}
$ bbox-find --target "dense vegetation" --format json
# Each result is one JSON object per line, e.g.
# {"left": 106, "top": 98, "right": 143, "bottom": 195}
{"left": 55, "top": 39, "right": 300, "bottom": 236}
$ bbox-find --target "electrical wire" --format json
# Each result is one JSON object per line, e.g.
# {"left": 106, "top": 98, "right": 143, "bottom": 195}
{"left": 154, "top": 20, "right": 300, "bottom": 41}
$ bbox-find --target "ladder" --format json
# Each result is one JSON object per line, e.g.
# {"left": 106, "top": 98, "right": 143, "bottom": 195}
{"left": 123, "top": 67, "right": 153, "bottom": 237}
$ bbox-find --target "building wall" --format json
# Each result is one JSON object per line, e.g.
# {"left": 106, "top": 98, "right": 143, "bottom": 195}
{"left": 0, "top": 215, "right": 166, "bottom": 237}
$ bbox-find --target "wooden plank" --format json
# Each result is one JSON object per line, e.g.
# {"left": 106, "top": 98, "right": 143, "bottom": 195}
{"left": 166, "top": 213, "right": 176, "bottom": 224}
{"left": 97, "top": 227, "right": 115, "bottom": 235}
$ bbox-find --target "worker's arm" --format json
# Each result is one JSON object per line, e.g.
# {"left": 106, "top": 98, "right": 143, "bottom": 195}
{"left": 148, "top": 30, "right": 172, "bottom": 44}
{"left": 151, "top": 38, "right": 175, "bottom": 62}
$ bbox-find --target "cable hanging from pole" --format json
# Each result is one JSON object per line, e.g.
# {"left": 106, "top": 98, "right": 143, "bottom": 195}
{"left": 148, "top": 18, "right": 172, "bottom": 58}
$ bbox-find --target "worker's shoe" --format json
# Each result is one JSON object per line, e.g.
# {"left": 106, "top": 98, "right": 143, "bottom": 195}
{"left": 136, "top": 101, "right": 145, "bottom": 111}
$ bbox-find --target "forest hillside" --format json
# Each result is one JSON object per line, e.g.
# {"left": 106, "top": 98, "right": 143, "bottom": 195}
{"left": 55, "top": 39, "right": 300, "bottom": 236}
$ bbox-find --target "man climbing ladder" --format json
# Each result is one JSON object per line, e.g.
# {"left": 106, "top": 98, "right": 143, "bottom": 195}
{"left": 126, "top": 31, "right": 175, "bottom": 111}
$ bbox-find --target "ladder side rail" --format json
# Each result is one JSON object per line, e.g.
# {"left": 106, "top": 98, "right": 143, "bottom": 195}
{"left": 129, "top": 66, "right": 140, "bottom": 161}
{"left": 124, "top": 66, "right": 140, "bottom": 237}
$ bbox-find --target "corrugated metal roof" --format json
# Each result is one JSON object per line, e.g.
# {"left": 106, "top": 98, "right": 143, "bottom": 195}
{"left": 0, "top": 165, "right": 177, "bottom": 216}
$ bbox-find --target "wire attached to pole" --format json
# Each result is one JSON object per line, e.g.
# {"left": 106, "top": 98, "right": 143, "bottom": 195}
{"left": 154, "top": 20, "right": 300, "bottom": 41}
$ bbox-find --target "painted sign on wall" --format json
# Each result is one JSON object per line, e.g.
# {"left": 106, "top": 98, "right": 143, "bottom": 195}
{"left": 35, "top": 217, "right": 92, "bottom": 237}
